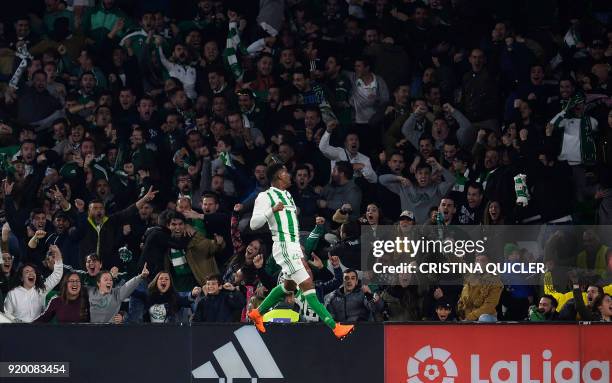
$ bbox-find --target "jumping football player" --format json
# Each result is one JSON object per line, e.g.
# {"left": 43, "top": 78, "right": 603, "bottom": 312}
{"left": 248, "top": 164, "right": 354, "bottom": 339}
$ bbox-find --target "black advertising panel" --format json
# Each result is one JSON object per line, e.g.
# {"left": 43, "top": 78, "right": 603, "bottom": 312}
{"left": 0, "top": 323, "right": 383, "bottom": 383}
{"left": 191, "top": 323, "right": 384, "bottom": 383}
{"left": 0, "top": 324, "right": 192, "bottom": 383}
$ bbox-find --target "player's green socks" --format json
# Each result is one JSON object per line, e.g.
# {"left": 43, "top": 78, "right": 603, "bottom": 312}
{"left": 256, "top": 284, "right": 288, "bottom": 314}
{"left": 303, "top": 289, "right": 336, "bottom": 329}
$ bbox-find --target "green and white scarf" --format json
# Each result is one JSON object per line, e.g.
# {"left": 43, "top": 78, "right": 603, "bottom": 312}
{"left": 219, "top": 151, "right": 233, "bottom": 168}
{"left": 169, "top": 248, "right": 190, "bottom": 276}
{"left": 223, "top": 21, "right": 246, "bottom": 82}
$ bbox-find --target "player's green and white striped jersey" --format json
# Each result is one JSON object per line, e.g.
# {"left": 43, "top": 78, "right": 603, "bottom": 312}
{"left": 250, "top": 186, "right": 300, "bottom": 243}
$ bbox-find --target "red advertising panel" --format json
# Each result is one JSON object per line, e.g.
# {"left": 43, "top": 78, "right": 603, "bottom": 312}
{"left": 579, "top": 325, "right": 612, "bottom": 380}
{"left": 385, "top": 325, "right": 611, "bottom": 383}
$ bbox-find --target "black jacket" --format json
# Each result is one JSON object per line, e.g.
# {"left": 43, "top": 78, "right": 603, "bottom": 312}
{"left": 74, "top": 204, "right": 138, "bottom": 269}
{"left": 0, "top": 272, "right": 10, "bottom": 300}
{"left": 479, "top": 165, "right": 516, "bottom": 221}
{"left": 192, "top": 290, "right": 245, "bottom": 322}
{"left": 559, "top": 288, "right": 601, "bottom": 321}
{"left": 331, "top": 238, "right": 361, "bottom": 271}
{"left": 325, "top": 283, "right": 384, "bottom": 322}
{"left": 461, "top": 68, "right": 499, "bottom": 122}
{"left": 137, "top": 226, "right": 188, "bottom": 282}
{"left": 3, "top": 164, "right": 47, "bottom": 242}
{"left": 16, "top": 86, "right": 62, "bottom": 124}
{"left": 528, "top": 161, "right": 573, "bottom": 222}
{"left": 137, "top": 292, "right": 193, "bottom": 323}
{"left": 122, "top": 215, "right": 155, "bottom": 275}
{"left": 457, "top": 203, "right": 485, "bottom": 225}
{"left": 202, "top": 213, "right": 231, "bottom": 267}
{"left": 290, "top": 185, "right": 320, "bottom": 231}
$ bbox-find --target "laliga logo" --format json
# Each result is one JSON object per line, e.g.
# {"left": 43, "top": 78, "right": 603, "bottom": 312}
{"left": 407, "top": 345, "right": 458, "bottom": 383}
{"left": 407, "top": 346, "right": 610, "bottom": 383}
{"left": 471, "top": 350, "right": 609, "bottom": 383}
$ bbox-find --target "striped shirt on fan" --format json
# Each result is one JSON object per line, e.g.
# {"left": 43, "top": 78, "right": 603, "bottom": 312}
{"left": 250, "top": 186, "right": 300, "bottom": 243}
{"left": 169, "top": 248, "right": 191, "bottom": 275}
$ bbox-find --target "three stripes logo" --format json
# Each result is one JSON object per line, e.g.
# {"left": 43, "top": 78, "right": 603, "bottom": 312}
{"left": 192, "top": 326, "right": 284, "bottom": 383}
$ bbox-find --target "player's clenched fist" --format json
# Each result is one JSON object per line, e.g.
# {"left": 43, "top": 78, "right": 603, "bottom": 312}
{"left": 272, "top": 202, "right": 284, "bottom": 212}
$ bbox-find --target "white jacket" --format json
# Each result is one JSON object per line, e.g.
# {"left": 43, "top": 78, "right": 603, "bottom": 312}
{"left": 3, "top": 262, "right": 63, "bottom": 323}
{"left": 346, "top": 71, "right": 389, "bottom": 124}
{"left": 158, "top": 46, "right": 197, "bottom": 99}
{"left": 550, "top": 111, "right": 598, "bottom": 165}
{"left": 319, "top": 130, "right": 378, "bottom": 183}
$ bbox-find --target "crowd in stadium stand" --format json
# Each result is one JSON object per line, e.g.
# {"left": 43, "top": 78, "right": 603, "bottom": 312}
{"left": 0, "top": 0, "right": 611, "bottom": 324}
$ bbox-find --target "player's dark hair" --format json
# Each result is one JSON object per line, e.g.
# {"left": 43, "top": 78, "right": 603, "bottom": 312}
{"left": 266, "top": 163, "right": 286, "bottom": 183}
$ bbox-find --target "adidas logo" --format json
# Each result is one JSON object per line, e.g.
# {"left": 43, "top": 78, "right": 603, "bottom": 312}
{"left": 192, "top": 326, "right": 284, "bottom": 383}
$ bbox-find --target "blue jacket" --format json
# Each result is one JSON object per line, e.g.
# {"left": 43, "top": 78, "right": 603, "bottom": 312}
{"left": 192, "top": 290, "right": 245, "bottom": 322}
{"left": 501, "top": 261, "right": 534, "bottom": 299}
